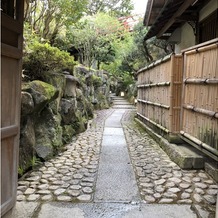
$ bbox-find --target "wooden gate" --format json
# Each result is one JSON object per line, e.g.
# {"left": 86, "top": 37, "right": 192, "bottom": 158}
{"left": 1, "top": 0, "right": 24, "bottom": 216}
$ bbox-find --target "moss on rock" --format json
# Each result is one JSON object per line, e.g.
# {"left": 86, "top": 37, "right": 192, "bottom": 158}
{"left": 22, "top": 80, "right": 59, "bottom": 113}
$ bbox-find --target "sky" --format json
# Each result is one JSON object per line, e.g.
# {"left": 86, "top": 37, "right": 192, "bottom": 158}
{"left": 132, "top": 0, "right": 148, "bottom": 16}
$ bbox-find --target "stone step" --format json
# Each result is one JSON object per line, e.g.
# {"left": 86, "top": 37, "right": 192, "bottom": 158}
{"left": 112, "top": 105, "right": 136, "bottom": 109}
{"left": 112, "top": 99, "right": 128, "bottom": 102}
{"left": 111, "top": 96, "right": 136, "bottom": 109}
{"left": 113, "top": 102, "right": 133, "bottom": 105}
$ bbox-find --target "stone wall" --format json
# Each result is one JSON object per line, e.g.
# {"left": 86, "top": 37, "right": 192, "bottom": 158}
{"left": 19, "top": 66, "right": 111, "bottom": 174}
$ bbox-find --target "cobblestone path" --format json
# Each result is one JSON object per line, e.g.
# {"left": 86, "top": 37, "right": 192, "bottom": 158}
{"left": 17, "top": 109, "right": 114, "bottom": 202}
{"left": 122, "top": 110, "right": 217, "bottom": 212}
{"left": 16, "top": 107, "right": 217, "bottom": 217}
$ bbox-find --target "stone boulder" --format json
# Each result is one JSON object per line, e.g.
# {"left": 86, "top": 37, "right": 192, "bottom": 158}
{"left": 22, "top": 80, "right": 59, "bottom": 113}
{"left": 60, "top": 98, "right": 77, "bottom": 125}
{"left": 64, "top": 74, "right": 80, "bottom": 98}
{"left": 74, "top": 65, "right": 90, "bottom": 77}
{"left": 43, "top": 72, "right": 66, "bottom": 114}
{"left": 19, "top": 117, "right": 36, "bottom": 171}
{"left": 34, "top": 107, "right": 62, "bottom": 160}
{"left": 62, "top": 125, "right": 76, "bottom": 144}
{"left": 21, "top": 91, "right": 34, "bottom": 116}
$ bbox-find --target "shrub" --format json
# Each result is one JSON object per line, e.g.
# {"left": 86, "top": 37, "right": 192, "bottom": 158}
{"left": 22, "top": 23, "right": 76, "bottom": 81}
{"left": 23, "top": 42, "right": 77, "bottom": 81}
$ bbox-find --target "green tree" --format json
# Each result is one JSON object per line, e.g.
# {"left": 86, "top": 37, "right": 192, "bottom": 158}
{"left": 86, "top": 0, "right": 134, "bottom": 17}
{"left": 69, "top": 13, "right": 127, "bottom": 68}
{"left": 24, "top": 0, "right": 87, "bottom": 43}
{"left": 118, "top": 21, "right": 171, "bottom": 73}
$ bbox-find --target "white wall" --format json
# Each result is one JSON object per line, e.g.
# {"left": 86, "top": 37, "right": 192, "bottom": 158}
{"left": 174, "top": 23, "right": 195, "bottom": 53}
{"left": 172, "top": 0, "right": 218, "bottom": 53}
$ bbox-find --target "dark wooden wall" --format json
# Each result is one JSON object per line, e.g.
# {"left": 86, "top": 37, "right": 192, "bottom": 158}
{"left": 1, "top": 0, "right": 24, "bottom": 216}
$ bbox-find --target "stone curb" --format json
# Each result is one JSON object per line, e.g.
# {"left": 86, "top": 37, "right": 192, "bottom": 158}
{"left": 135, "top": 118, "right": 205, "bottom": 169}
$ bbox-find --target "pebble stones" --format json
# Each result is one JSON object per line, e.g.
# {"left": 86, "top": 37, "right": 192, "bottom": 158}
{"left": 16, "top": 108, "right": 218, "bottom": 213}
{"left": 57, "top": 196, "right": 72, "bottom": 202}
{"left": 77, "top": 194, "right": 92, "bottom": 202}
{"left": 16, "top": 109, "right": 111, "bottom": 203}
{"left": 144, "top": 195, "right": 155, "bottom": 203}
{"left": 122, "top": 110, "right": 218, "bottom": 209}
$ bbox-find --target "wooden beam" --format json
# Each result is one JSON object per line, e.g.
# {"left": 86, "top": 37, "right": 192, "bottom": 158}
{"left": 157, "top": 0, "right": 198, "bottom": 38}
{"left": 1, "top": 43, "right": 23, "bottom": 59}
{"left": 176, "top": 14, "right": 198, "bottom": 21}
{"left": 1, "top": 13, "right": 23, "bottom": 34}
{"left": 145, "top": 0, "right": 154, "bottom": 26}
{"left": 1, "top": 125, "right": 19, "bottom": 139}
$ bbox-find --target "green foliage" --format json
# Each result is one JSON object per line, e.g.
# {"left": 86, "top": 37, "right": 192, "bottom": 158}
{"left": 24, "top": 0, "right": 88, "bottom": 43}
{"left": 86, "top": 0, "right": 133, "bottom": 17}
{"left": 23, "top": 29, "right": 76, "bottom": 80}
{"left": 103, "top": 21, "right": 171, "bottom": 76}
{"left": 69, "top": 13, "right": 127, "bottom": 68}
{"left": 30, "top": 156, "right": 41, "bottom": 167}
{"left": 18, "top": 167, "right": 24, "bottom": 177}
{"left": 122, "top": 72, "right": 134, "bottom": 88}
{"left": 91, "top": 75, "right": 102, "bottom": 87}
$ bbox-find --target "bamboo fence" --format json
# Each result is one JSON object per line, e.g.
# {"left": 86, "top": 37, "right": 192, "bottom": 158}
{"left": 137, "top": 39, "right": 218, "bottom": 160}
{"left": 181, "top": 39, "right": 218, "bottom": 159}
{"left": 137, "top": 54, "right": 183, "bottom": 141}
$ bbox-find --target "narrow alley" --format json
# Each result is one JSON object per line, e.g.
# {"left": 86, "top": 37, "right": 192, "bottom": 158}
{"left": 5, "top": 96, "right": 217, "bottom": 218}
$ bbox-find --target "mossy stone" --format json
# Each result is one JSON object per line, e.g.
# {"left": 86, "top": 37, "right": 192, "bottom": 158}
{"left": 22, "top": 80, "right": 59, "bottom": 113}
{"left": 62, "top": 125, "right": 76, "bottom": 143}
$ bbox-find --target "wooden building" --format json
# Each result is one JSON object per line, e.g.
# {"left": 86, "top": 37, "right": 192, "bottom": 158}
{"left": 137, "top": 0, "right": 218, "bottom": 163}
{"left": 1, "top": 0, "right": 24, "bottom": 216}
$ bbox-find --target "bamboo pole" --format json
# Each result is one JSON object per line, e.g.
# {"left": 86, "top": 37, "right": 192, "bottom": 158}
{"left": 137, "top": 112, "right": 170, "bottom": 133}
{"left": 137, "top": 82, "right": 171, "bottom": 88}
{"left": 181, "top": 38, "right": 218, "bottom": 53}
{"left": 184, "top": 43, "right": 218, "bottom": 55}
{"left": 184, "top": 78, "right": 218, "bottom": 84}
{"left": 180, "top": 131, "right": 218, "bottom": 157}
{"left": 183, "top": 104, "right": 218, "bottom": 119}
{"left": 136, "top": 54, "right": 172, "bottom": 75}
{"left": 137, "top": 99, "right": 170, "bottom": 109}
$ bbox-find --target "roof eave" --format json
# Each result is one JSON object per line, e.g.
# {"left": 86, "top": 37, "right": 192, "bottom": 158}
{"left": 144, "top": 0, "right": 201, "bottom": 41}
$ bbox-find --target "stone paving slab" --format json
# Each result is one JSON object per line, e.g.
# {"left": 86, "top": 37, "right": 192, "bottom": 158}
{"left": 2, "top": 202, "right": 39, "bottom": 218}
{"left": 99, "top": 146, "right": 130, "bottom": 164}
{"left": 38, "top": 203, "right": 85, "bottom": 218}
{"left": 104, "top": 127, "right": 124, "bottom": 135}
{"left": 113, "top": 102, "right": 133, "bottom": 105}
{"left": 112, "top": 105, "right": 136, "bottom": 109}
{"left": 26, "top": 202, "right": 197, "bottom": 218}
{"left": 104, "top": 119, "right": 122, "bottom": 127}
{"left": 123, "top": 204, "right": 197, "bottom": 218}
{"left": 94, "top": 163, "right": 139, "bottom": 201}
{"left": 104, "top": 111, "right": 124, "bottom": 127}
{"left": 102, "top": 135, "right": 126, "bottom": 146}
{"left": 95, "top": 110, "right": 139, "bottom": 202}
